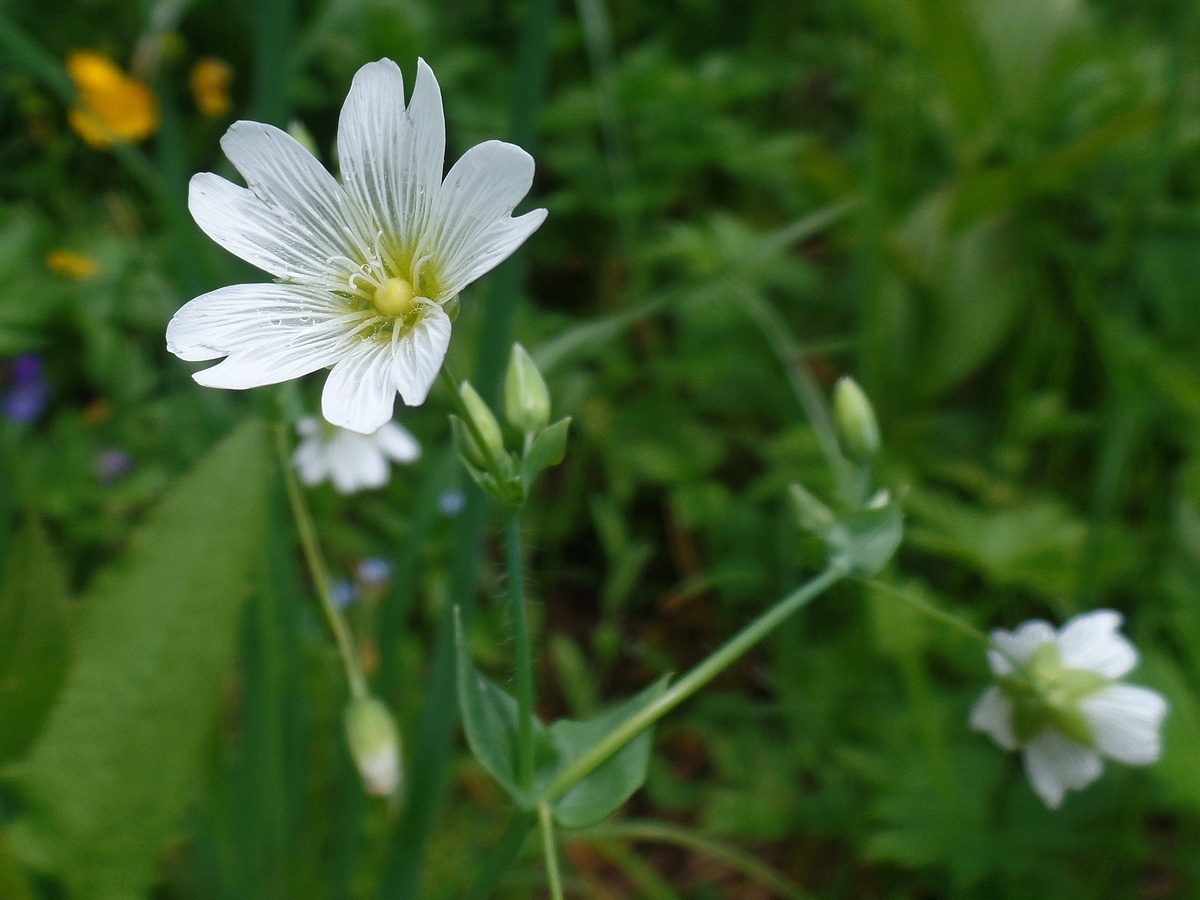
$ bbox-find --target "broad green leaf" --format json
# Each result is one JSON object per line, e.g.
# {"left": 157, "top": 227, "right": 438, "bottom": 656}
{"left": 898, "top": 190, "right": 1025, "bottom": 396}
{"left": 0, "top": 519, "right": 73, "bottom": 764}
{"left": 454, "top": 608, "right": 552, "bottom": 805}
{"left": 893, "top": 0, "right": 999, "bottom": 164}
{"left": 0, "top": 828, "right": 35, "bottom": 900}
{"left": 970, "top": 0, "right": 1078, "bottom": 117}
{"left": 550, "top": 677, "right": 668, "bottom": 829}
{"left": 6, "top": 419, "right": 270, "bottom": 900}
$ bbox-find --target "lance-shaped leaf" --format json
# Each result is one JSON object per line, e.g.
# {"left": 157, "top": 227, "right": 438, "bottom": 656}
{"left": 0, "top": 519, "right": 73, "bottom": 765}
{"left": 454, "top": 608, "right": 554, "bottom": 806}
{"left": 5, "top": 419, "right": 270, "bottom": 900}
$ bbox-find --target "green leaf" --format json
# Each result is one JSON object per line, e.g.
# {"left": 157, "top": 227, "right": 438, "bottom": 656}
{"left": 520, "top": 417, "right": 571, "bottom": 490}
{"left": 0, "top": 519, "right": 73, "bottom": 765}
{"left": 6, "top": 419, "right": 271, "bottom": 900}
{"left": 828, "top": 500, "right": 904, "bottom": 576}
{"left": 894, "top": 0, "right": 999, "bottom": 164}
{"left": 0, "top": 828, "right": 35, "bottom": 900}
{"left": 454, "top": 608, "right": 551, "bottom": 806}
{"left": 549, "top": 677, "right": 668, "bottom": 829}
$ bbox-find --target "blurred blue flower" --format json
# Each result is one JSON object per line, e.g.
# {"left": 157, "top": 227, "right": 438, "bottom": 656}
{"left": 331, "top": 577, "right": 358, "bottom": 610}
{"left": 356, "top": 557, "right": 392, "bottom": 588}
{"left": 438, "top": 488, "right": 465, "bottom": 516}
{"left": 3, "top": 354, "right": 50, "bottom": 423}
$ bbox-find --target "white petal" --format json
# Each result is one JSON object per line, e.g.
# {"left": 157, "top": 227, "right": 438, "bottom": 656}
{"left": 292, "top": 437, "right": 329, "bottom": 487}
{"left": 321, "top": 341, "right": 398, "bottom": 434}
{"left": 419, "top": 140, "right": 545, "bottom": 298}
{"left": 338, "top": 58, "right": 445, "bottom": 252}
{"left": 393, "top": 303, "right": 451, "bottom": 406}
{"left": 374, "top": 421, "right": 421, "bottom": 463}
{"left": 327, "top": 432, "right": 389, "bottom": 493}
{"left": 189, "top": 173, "right": 346, "bottom": 282}
{"left": 970, "top": 686, "right": 1017, "bottom": 750}
{"left": 167, "top": 283, "right": 352, "bottom": 389}
{"left": 1082, "top": 683, "right": 1168, "bottom": 766}
{"left": 1056, "top": 610, "right": 1137, "bottom": 678}
{"left": 1021, "top": 731, "right": 1103, "bottom": 809}
{"left": 987, "top": 620, "right": 1055, "bottom": 676}
{"left": 221, "top": 121, "right": 373, "bottom": 265}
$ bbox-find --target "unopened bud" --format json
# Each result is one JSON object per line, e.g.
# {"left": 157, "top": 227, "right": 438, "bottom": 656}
{"left": 345, "top": 695, "right": 402, "bottom": 797}
{"left": 459, "top": 381, "right": 506, "bottom": 469}
{"left": 833, "top": 377, "right": 880, "bottom": 463}
{"left": 504, "top": 343, "right": 551, "bottom": 435}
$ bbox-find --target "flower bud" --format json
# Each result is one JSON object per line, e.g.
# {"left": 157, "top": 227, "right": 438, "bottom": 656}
{"left": 458, "top": 381, "right": 506, "bottom": 469}
{"left": 345, "top": 695, "right": 402, "bottom": 797}
{"left": 504, "top": 343, "right": 551, "bottom": 435}
{"left": 833, "top": 376, "right": 880, "bottom": 463}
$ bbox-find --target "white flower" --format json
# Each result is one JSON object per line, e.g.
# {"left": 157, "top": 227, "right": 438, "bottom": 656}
{"left": 970, "top": 610, "right": 1168, "bottom": 809}
{"left": 166, "top": 58, "right": 547, "bottom": 433}
{"left": 292, "top": 415, "right": 420, "bottom": 494}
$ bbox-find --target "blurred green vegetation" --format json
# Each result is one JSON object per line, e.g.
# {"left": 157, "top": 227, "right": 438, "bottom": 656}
{"left": 1, "top": 0, "right": 1199, "bottom": 897}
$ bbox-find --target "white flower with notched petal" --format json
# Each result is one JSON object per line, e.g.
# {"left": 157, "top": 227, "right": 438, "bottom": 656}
{"left": 292, "top": 415, "right": 420, "bottom": 494}
{"left": 167, "top": 58, "right": 546, "bottom": 433}
{"left": 970, "top": 610, "right": 1167, "bottom": 809}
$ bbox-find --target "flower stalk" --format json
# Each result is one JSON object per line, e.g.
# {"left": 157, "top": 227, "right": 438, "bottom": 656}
{"left": 538, "top": 801, "right": 566, "bottom": 900}
{"left": 543, "top": 562, "right": 848, "bottom": 802}
{"left": 274, "top": 422, "right": 368, "bottom": 699}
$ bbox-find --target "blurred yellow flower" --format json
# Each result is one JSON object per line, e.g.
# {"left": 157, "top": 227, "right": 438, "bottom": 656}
{"left": 46, "top": 249, "right": 99, "bottom": 279}
{"left": 66, "top": 51, "right": 158, "bottom": 149}
{"left": 190, "top": 58, "right": 234, "bottom": 118}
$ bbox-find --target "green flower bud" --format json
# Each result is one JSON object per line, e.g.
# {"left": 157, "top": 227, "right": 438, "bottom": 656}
{"left": 504, "top": 343, "right": 551, "bottom": 435}
{"left": 833, "top": 376, "right": 880, "bottom": 463}
{"left": 345, "top": 695, "right": 402, "bottom": 797}
{"left": 459, "top": 381, "right": 506, "bottom": 469}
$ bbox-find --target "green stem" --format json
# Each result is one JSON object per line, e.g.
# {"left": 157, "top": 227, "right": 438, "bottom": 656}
{"left": 544, "top": 564, "right": 846, "bottom": 802}
{"left": 862, "top": 578, "right": 990, "bottom": 649}
{"left": 507, "top": 513, "right": 536, "bottom": 792}
{"left": 538, "top": 803, "right": 566, "bottom": 900}
{"left": 736, "top": 287, "right": 858, "bottom": 504}
{"left": 863, "top": 578, "right": 1032, "bottom": 677}
{"left": 274, "top": 423, "right": 367, "bottom": 699}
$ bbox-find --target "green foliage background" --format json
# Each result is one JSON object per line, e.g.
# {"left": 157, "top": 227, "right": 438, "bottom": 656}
{"left": 1, "top": 0, "right": 1199, "bottom": 896}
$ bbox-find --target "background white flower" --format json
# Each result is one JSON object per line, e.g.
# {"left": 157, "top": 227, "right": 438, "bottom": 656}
{"left": 970, "top": 610, "right": 1168, "bottom": 809}
{"left": 167, "top": 58, "right": 547, "bottom": 433}
{"left": 292, "top": 415, "right": 420, "bottom": 494}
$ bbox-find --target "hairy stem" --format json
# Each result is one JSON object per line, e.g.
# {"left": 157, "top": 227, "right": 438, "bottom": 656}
{"left": 507, "top": 513, "right": 536, "bottom": 792}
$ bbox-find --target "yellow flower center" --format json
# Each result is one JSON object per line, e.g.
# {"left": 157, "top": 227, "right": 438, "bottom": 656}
{"left": 373, "top": 277, "right": 416, "bottom": 317}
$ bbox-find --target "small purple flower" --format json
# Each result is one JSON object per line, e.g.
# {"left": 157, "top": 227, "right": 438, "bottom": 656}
{"left": 3, "top": 354, "right": 49, "bottom": 423}
{"left": 356, "top": 557, "right": 392, "bottom": 588}
{"left": 95, "top": 448, "right": 134, "bottom": 484}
